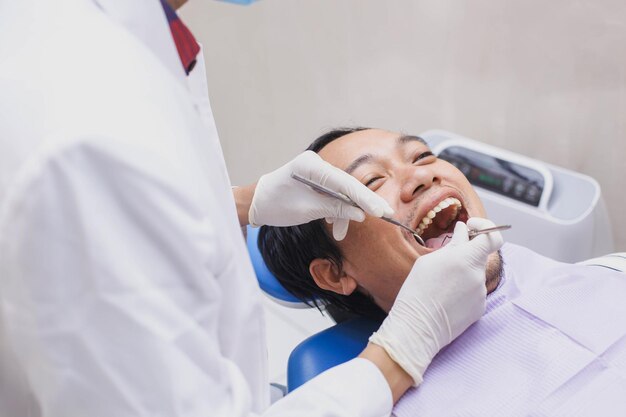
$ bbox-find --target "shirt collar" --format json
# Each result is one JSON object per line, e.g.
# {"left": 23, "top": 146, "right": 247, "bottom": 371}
{"left": 92, "top": 0, "right": 195, "bottom": 82}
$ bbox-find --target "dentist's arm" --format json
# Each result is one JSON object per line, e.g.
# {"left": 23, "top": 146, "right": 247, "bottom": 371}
{"left": 233, "top": 182, "right": 256, "bottom": 226}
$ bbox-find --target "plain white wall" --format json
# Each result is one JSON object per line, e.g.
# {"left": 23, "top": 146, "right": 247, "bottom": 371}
{"left": 181, "top": 0, "right": 626, "bottom": 249}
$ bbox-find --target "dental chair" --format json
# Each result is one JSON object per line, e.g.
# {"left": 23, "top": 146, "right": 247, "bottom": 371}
{"left": 247, "top": 226, "right": 382, "bottom": 391}
{"left": 248, "top": 225, "right": 626, "bottom": 392}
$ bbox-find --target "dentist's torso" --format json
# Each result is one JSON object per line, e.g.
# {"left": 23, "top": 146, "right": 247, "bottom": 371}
{"left": 0, "top": 0, "right": 268, "bottom": 415}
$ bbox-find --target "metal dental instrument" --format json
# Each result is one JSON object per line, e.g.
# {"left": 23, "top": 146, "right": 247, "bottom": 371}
{"left": 291, "top": 173, "right": 426, "bottom": 246}
{"left": 467, "top": 224, "right": 511, "bottom": 238}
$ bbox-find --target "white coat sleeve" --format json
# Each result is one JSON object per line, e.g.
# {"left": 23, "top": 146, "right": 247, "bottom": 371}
{"left": 0, "top": 140, "right": 393, "bottom": 417}
{"left": 263, "top": 358, "right": 392, "bottom": 417}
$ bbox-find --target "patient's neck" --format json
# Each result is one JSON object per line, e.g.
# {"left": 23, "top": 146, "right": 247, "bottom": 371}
{"left": 485, "top": 250, "right": 504, "bottom": 294}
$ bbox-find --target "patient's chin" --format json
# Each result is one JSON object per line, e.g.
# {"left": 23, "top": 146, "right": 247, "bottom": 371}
{"left": 485, "top": 250, "right": 504, "bottom": 294}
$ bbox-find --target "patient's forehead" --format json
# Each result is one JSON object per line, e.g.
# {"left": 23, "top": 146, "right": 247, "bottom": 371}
{"left": 318, "top": 129, "right": 408, "bottom": 170}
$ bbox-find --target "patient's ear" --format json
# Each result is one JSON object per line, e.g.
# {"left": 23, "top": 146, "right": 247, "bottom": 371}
{"left": 309, "top": 258, "right": 358, "bottom": 296}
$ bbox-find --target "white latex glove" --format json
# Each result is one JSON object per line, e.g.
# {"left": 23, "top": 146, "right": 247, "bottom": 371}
{"left": 369, "top": 217, "right": 504, "bottom": 385}
{"left": 249, "top": 151, "right": 394, "bottom": 240}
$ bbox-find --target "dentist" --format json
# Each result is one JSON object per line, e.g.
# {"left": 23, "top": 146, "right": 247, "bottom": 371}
{"left": 0, "top": 1, "right": 502, "bottom": 416}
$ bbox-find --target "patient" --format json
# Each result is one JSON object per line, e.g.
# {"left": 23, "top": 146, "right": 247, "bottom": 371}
{"left": 259, "top": 128, "right": 626, "bottom": 416}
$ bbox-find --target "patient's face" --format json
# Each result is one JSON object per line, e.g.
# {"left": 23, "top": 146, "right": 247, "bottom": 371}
{"left": 317, "top": 129, "right": 501, "bottom": 312}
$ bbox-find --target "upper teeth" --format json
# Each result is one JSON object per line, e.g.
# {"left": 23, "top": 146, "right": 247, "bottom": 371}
{"left": 416, "top": 197, "right": 462, "bottom": 236}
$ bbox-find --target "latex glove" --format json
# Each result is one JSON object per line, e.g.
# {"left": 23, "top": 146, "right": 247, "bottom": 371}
{"left": 369, "top": 217, "right": 504, "bottom": 385}
{"left": 249, "top": 151, "right": 394, "bottom": 240}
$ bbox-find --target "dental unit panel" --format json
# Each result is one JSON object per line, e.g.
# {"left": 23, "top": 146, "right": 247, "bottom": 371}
{"left": 424, "top": 130, "right": 613, "bottom": 262}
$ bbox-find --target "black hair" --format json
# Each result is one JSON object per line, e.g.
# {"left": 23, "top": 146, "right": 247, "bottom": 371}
{"left": 258, "top": 127, "right": 387, "bottom": 320}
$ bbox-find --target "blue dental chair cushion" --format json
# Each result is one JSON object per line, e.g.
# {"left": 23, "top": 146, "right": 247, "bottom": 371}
{"left": 246, "top": 226, "right": 301, "bottom": 304}
{"left": 287, "top": 316, "right": 381, "bottom": 391}
{"left": 246, "top": 225, "right": 382, "bottom": 392}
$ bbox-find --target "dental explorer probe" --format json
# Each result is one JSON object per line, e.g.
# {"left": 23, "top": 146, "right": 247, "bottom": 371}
{"left": 291, "top": 173, "right": 511, "bottom": 245}
{"left": 467, "top": 225, "right": 511, "bottom": 238}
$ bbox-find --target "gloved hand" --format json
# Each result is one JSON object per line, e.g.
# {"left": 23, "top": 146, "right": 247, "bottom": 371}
{"left": 249, "top": 151, "right": 394, "bottom": 240}
{"left": 369, "top": 217, "right": 504, "bottom": 385}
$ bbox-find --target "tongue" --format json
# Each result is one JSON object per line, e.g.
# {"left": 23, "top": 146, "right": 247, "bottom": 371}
{"left": 425, "top": 233, "right": 454, "bottom": 249}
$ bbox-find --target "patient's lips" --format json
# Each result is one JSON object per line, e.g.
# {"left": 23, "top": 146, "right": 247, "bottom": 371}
{"left": 411, "top": 194, "right": 470, "bottom": 251}
{"left": 416, "top": 197, "right": 462, "bottom": 236}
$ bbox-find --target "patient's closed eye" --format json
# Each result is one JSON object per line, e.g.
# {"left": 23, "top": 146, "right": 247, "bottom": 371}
{"left": 413, "top": 151, "right": 435, "bottom": 164}
{"left": 365, "top": 176, "right": 383, "bottom": 188}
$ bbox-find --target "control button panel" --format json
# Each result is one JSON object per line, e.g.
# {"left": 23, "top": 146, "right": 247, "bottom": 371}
{"left": 438, "top": 146, "right": 544, "bottom": 207}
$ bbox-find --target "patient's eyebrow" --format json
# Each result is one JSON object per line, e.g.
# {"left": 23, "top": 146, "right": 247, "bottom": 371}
{"left": 344, "top": 135, "right": 427, "bottom": 174}
{"left": 345, "top": 154, "right": 375, "bottom": 175}
{"left": 397, "top": 135, "right": 428, "bottom": 147}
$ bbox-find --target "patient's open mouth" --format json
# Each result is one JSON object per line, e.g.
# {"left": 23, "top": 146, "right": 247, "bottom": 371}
{"left": 414, "top": 197, "right": 469, "bottom": 249}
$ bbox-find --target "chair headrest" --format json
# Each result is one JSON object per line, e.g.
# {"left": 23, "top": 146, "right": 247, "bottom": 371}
{"left": 246, "top": 225, "right": 303, "bottom": 304}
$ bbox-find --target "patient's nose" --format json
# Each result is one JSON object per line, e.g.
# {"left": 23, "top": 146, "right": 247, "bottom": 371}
{"left": 400, "top": 166, "right": 439, "bottom": 202}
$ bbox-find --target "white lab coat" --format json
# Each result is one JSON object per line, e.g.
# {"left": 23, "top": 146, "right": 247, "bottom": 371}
{"left": 0, "top": 0, "right": 392, "bottom": 416}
